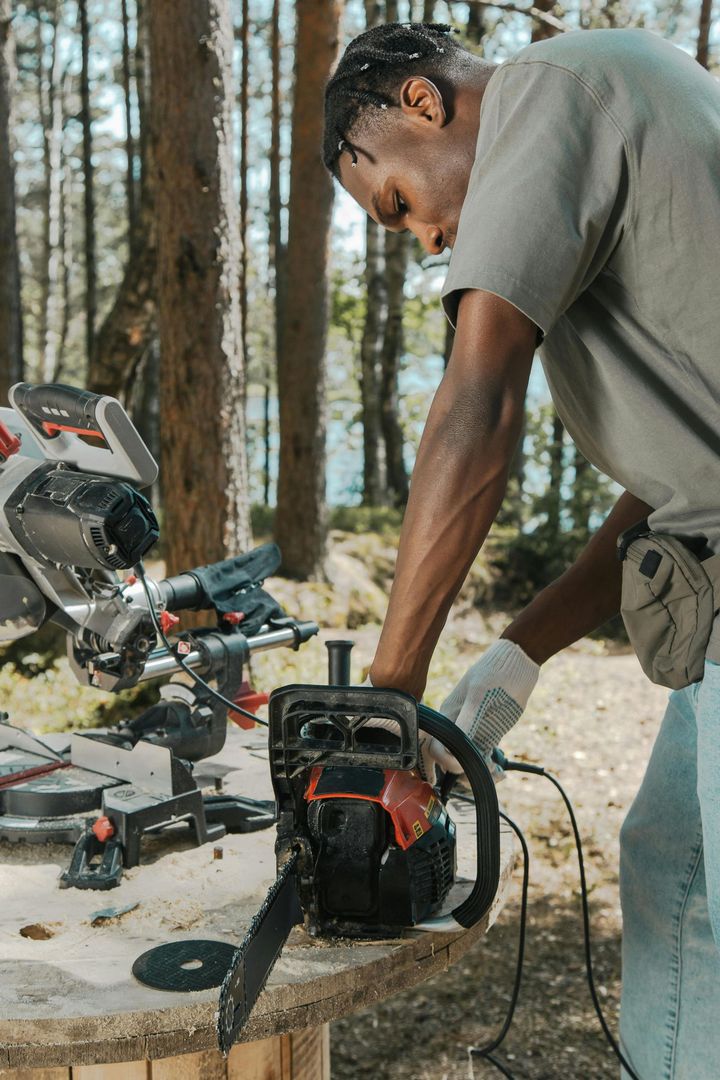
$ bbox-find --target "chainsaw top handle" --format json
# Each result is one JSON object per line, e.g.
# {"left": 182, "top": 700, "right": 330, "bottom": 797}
{"left": 267, "top": 685, "right": 500, "bottom": 933}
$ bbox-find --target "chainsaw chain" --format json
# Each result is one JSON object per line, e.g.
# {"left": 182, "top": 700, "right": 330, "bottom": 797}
{"left": 216, "top": 849, "right": 301, "bottom": 1054}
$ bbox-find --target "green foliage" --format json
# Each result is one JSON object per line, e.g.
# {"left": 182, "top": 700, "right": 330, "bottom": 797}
{"left": 328, "top": 504, "right": 403, "bottom": 536}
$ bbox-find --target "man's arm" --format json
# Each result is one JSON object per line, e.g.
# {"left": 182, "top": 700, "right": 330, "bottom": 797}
{"left": 502, "top": 489, "right": 653, "bottom": 663}
{"left": 369, "top": 289, "right": 537, "bottom": 699}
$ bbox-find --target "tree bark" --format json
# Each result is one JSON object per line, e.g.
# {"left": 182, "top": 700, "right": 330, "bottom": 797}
{"left": 274, "top": 0, "right": 341, "bottom": 579}
{"left": 466, "top": 2, "right": 485, "bottom": 44}
{"left": 359, "top": 0, "right": 384, "bottom": 506}
{"left": 121, "top": 0, "right": 136, "bottom": 236}
{"left": 269, "top": 0, "right": 285, "bottom": 353}
{"left": 0, "top": 0, "right": 23, "bottom": 403}
{"left": 135, "top": 0, "right": 150, "bottom": 189}
{"left": 239, "top": 0, "right": 249, "bottom": 419}
{"left": 56, "top": 145, "right": 73, "bottom": 380}
{"left": 264, "top": 0, "right": 284, "bottom": 506}
{"left": 546, "top": 412, "right": 565, "bottom": 538}
{"left": 35, "top": 10, "right": 50, "bottom": 366}
{"left": 360, "top": 217, "right": 385, "bottom": 504}
{"left": 89, "top": 0, "right": 155, "bottom": 400}
{"left": 88, "top": 209, "right": 156, "bottom": 399}
{"left": 150, "top": 0, "right": 251, "bottom": 575}
{"left": 41, "top": 3, "right": 64, "bottom": 382}
{"left": 78, "top": 0, "right": 96, "bottom": 370}
{"left": 380, "top": 230, "right": 409, "bottom": 506}
{"left": 697, "top": 0, "right": 713, "bottom": 69}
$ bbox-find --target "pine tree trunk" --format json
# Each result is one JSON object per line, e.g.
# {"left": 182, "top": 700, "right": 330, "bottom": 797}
{"left": 56, "top": 148, "right": 73, "bottom": 380}
{"left": 79, "top": 0, "right": 96, "bottom": 370}
{"left": 135, "top": 0, "right": 149, "bottom": 189}
{"left": 359, "top": 0, "right": 384, "bottom": 506}
{"left": 466, "top": 3, "right": 485, "bottom": 45}
{"left": 150, "top": 0, "right": 250, "bottom": 575}
{"left": 274, "top": 0, "right": 341, "bottom": 579}
{"left": 697, "top": 0, "right": 713, "bottom": 69}
{"left": 36, "top": 11, "right": 50, "bottom": 368}
{"left": 269, "top": 0, "right": 285, "bottom": 358}
{"left": 89, "top": 0, "right": 155, "bottom": 399}
{"left": 265, "top": 0, "right": 283, "bottom": 506}
{"left": 42, "top": 4, "right": 64, "bottom": 382}
{"left": 360, "top": 217, "right": 384, "bottom": 504}
{"left": 239, "top": 0, "right": 249, "bottom": 419}
{"left": 546, "top": 413, "right": 565, "bottom": 538}
{"left": 0, "top": 0, "right": 23, "bottom": 402}
{"left": 380, "top": 230, "right": 409, "bottom": 506}
{"left": 121, "top": 0, "right": 136, "bottom": 236}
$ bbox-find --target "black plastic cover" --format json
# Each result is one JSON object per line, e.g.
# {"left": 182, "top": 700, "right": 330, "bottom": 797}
{"left": 6, "top": 463, "right": 159, "bottom": 569}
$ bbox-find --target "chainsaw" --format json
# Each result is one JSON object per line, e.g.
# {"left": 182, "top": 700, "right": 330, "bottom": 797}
{"left": 216, "top": 641, "right": 501, "bottom": 1052}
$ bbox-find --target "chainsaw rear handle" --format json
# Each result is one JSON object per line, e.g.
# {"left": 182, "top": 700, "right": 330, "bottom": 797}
{"left": 415, "top": 703, "right": 500, "bottom": 931}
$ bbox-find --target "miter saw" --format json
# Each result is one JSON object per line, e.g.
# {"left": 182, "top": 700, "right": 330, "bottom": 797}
{"left": 0, "top": 382, "right": 318, "bottom": 887}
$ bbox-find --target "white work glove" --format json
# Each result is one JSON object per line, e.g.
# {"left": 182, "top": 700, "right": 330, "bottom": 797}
{"left": 438, "top": 639, "right": 540, "bottom": 779}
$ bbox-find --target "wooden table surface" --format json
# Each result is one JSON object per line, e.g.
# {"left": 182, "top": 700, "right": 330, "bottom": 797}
{"left": 0, "top": 725, "right": 515, "bottom": 1073}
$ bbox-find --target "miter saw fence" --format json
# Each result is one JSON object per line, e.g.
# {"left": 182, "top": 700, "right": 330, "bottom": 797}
{"left": 0, "top": 382, "right": 318, "bottom": 887}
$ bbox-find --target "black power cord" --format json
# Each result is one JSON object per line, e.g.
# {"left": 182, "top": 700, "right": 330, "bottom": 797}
{"left": 467, "top": 807, "right": 530, "bottom": 1080}
{"left": 133, "top": 560, "right": 267, "bottom": 727}
{"left": 456, "top": 753, "right": 642, "bottom": 1080}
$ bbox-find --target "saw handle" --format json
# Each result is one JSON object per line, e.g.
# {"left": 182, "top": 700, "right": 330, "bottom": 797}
{"left": 417, "top": 704, "right": 500, "bottom": 930}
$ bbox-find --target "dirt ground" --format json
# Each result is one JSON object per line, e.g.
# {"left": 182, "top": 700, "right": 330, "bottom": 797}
{"left": 328, "top": 642, "right": 669, "bottom": 1080}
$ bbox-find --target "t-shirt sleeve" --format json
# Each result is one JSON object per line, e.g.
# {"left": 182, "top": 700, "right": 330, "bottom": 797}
{"left": 441, "top": 60, "right": 630, "bottom": 334}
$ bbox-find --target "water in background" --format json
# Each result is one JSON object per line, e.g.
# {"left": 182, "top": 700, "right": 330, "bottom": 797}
{"left": 246, "top": 356, "right": 551, "bottom": 506}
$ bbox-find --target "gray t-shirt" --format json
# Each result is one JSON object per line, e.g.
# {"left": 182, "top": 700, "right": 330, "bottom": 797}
{"left": 442, "top": 29, "right": 720, "bottom": 551}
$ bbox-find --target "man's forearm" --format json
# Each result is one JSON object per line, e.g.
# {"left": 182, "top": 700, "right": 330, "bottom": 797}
{"left": 369, "top": 399, "right": 519, "bottom": 697}
{"left": 369, "top": 292, "right": 536, "bottom": 698}
{"left": 502, "top": 490, "right": 653, "bottom": 663}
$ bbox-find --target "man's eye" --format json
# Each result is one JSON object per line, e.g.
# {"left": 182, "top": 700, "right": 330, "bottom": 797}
{"left": 396, "top": 195, "right": 408, "bottom": 217}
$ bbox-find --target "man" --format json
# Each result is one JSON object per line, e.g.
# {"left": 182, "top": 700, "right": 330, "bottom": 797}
{"left": 323, "top": 21, "right": 720, "bottom": 1080}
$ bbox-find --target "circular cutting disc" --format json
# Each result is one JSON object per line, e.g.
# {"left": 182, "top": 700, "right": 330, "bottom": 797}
{"left": 132, "top": 939, "right": 237, "bottom": 992}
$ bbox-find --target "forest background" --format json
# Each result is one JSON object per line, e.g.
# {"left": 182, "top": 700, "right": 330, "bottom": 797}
{"left": 0, "top": 4, "right": 718, "bottom": 1077}
{"left": 2, "top": 0, "right": 716, "bottom": 605}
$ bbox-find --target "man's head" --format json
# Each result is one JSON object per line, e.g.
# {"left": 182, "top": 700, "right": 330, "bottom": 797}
{"left": 323, "top": 23, "right": 495, "bottom": 254}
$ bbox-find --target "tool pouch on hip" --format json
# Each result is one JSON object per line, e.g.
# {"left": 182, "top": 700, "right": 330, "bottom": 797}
{"left": 617, "top": 521, "right": 720, "bottom": 689}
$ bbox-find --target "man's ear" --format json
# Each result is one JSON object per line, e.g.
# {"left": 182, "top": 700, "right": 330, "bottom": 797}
{"left": 398, "top": 76, "right": 447, "bottom": 127}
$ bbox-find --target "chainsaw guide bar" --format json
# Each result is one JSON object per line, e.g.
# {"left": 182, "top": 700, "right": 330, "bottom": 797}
{"left": 217, "top": 849, "right": 303, "bottom": 1054}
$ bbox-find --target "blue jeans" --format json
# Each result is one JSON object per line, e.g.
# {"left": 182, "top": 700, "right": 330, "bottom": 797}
{"left": 619, "top": 659, "right": 720, "bottom": 1079}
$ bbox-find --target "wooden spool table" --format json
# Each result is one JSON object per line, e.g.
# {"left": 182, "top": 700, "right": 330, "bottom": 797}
{"left": 0, "top": 726, "right": 515, "bottom": 1079}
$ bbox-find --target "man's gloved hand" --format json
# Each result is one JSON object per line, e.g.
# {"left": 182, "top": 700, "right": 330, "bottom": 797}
{"left": 359, "top": 675, "right": 439, "bottom": 783}
{"left": 433, "top": 638, "right": 540, "bottom": 779}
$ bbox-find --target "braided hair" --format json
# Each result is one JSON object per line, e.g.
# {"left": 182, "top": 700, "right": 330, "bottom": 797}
{"left": 323, "top": 22, "right": 468, "bottom": 178}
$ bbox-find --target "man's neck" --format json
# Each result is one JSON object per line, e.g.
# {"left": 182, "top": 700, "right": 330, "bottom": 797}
{"left": 453, "top": 60, "right": 498, "bottom": 148}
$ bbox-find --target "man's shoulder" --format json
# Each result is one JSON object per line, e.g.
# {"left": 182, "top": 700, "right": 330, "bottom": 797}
{"left": 507, "top": 28, "right": 689, "bottom": 85}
